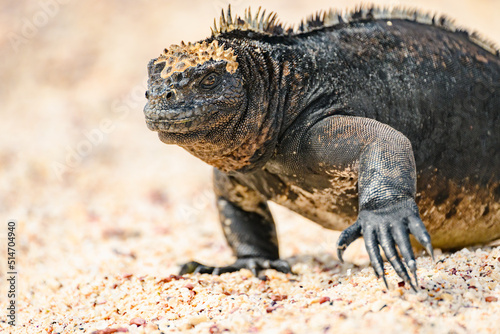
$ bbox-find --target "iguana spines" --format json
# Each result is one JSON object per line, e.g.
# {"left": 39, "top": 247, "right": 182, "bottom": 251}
{"left": 211, "top": 6, "right": 290, "bottom": 37}
{"left": 212, "top": 5, "right": 499, "bottom": 57}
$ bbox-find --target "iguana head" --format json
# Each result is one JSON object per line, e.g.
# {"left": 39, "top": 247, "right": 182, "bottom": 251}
{"left": 144, "top": 8, "right": 288, "bottom": 172}
{"left": 144, "top": 40, "right": 243, "bottom": 136}
{"left": 144, "top": 37, "right": 283, "bottom": 172}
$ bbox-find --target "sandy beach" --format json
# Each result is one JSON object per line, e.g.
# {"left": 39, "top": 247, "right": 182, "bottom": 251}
{"left": 0, "top": 1, "right": 499, "bottom": 333}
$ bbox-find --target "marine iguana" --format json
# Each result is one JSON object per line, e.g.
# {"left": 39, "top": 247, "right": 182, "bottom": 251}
{"left": 143, "top": 5, "right": 500, "bottom": 289}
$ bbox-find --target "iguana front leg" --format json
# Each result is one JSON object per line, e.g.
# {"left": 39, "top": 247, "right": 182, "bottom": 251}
{"left": 303, "top": 115, "right": 434, "bottom": 289}
{"left": 180, "top": 169, "right": 291, "bottom": 276}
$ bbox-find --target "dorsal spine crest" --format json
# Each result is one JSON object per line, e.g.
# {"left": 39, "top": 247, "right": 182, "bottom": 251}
{"left": 211, "top": 4, "right": 499, "bottom": 57}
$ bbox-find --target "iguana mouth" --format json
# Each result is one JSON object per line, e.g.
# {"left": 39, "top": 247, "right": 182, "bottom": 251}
{"left": 145, "top": 105, "right": 218, "bottom": 133}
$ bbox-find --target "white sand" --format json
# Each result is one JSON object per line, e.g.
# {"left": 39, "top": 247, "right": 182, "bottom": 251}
{"left": 0, "top": 1, "right": 499, "bottom": 333}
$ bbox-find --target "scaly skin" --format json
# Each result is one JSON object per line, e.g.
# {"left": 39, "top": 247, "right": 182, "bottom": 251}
{"left": 144, "top": 6, "right": 500, "bottom": 289}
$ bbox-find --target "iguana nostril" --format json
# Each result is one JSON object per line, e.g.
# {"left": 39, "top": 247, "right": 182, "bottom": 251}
{"left": 166, "top": 91, "right": 174, "bottom": 99}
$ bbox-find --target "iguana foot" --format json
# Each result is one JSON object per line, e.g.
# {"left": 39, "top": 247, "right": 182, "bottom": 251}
{"left": 337, "top": 201, "right": 433, "bottom": 291}
{"left": 179, "top": 258, "right": 292, "bottom": 276}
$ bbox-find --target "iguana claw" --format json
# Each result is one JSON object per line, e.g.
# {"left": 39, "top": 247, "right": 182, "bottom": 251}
{"left": 337, "top": 201, "right": 433, "bottom": 291}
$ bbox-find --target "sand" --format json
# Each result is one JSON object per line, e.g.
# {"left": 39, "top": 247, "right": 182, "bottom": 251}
{"left": 0, "top": 1, "right": 499, "bottom": 333}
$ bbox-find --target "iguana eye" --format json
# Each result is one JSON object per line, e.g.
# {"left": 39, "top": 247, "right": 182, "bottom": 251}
{"left": 200, "top": 72, "right": 220, "bottom": 89}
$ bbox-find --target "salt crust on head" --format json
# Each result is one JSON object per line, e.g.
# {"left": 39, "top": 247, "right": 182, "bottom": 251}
{"left": 154, "top": 40, "right": 238, "bottom": 79}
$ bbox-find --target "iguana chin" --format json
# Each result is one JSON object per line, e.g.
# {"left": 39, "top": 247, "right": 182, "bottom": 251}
{"left": 144, "top": 5, "right": 500, "bottom": 290}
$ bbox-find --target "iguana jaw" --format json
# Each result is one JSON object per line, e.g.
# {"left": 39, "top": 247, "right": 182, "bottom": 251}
{"left": 144, "top": 103, "right": 219, "bottom": 134}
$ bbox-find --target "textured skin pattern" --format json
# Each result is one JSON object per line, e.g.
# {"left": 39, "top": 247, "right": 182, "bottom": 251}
{"left": 144, "top": 8, "right": 500, "bottom": 286}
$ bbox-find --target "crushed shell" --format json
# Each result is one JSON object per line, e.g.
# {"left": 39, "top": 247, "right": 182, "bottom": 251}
{"left": 154, "top": 40, "right": 238, "bottom": 79}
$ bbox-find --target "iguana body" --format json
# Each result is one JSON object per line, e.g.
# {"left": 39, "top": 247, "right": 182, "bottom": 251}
{"left": 144, "top": 6, "right": 500, "bottom": 288}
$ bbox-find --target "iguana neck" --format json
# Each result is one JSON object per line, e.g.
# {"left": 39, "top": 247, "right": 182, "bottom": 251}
{"left": 174, "top": 33, "right": 346, "bottom": 173}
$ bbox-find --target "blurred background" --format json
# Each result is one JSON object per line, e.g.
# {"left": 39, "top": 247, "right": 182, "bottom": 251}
{"left": 0, "top": 0, "right": 499, "bottom": 317}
